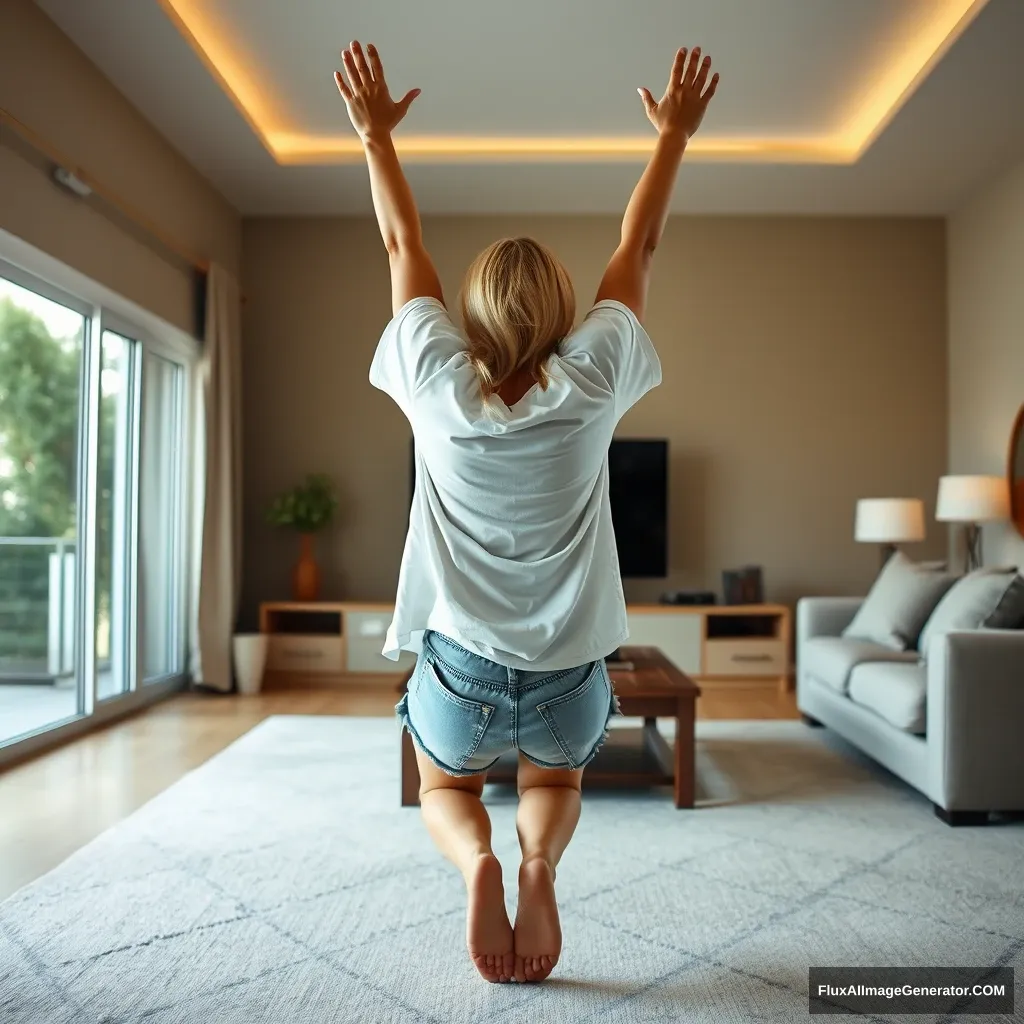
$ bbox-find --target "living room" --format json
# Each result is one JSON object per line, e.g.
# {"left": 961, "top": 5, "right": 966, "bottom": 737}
{"left": 1, "top": 0, "right": 1023, "bottom": 1020}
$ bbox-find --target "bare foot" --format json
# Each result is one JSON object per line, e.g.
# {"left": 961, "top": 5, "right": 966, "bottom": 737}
{"left": 466, "top": 853, "right": 514, "bottom": 983}
{"left": 513, "top": 856, "right": 561, "bottom": 982}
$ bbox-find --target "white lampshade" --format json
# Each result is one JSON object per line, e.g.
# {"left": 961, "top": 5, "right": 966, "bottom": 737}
{"left": 935, "top": 475, "right": 1010, "bottom": 523}
{"left": 855, "top": 498, "right": 926, "bottom": 544}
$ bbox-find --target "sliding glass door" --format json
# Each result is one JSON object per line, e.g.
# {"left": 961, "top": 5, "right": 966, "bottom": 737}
{"left": 139, "top": 350, "right": 185, "bottom": 684}
{"left": 0, "top": 253, "right": 194, "bottom": 751}
{"left": 96, "top": 329, "right": 135, "bottom": 700}
{"left": 0, "top": 277, "right": 86, "bottom": 740}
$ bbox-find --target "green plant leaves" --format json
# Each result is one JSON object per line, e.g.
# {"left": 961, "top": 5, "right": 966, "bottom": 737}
{"left": 266, "top": 473, "right": 338, "bottom": 533}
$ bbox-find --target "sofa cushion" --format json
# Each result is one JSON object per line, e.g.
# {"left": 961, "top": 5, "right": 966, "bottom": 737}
{"left": 919, "top": 569, "right": 1024, "bottom": 656}
{"left": 802, "top": 636, "right": 919, "bottom": 694}
{"left": 848, "top": 661, "right": 928, "bottom": 734}
{"left": 842, "top": 551, "right": 958, "bottom": 651}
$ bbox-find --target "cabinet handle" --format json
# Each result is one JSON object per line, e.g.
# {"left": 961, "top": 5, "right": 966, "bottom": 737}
{"left": 732, "top": 653, "right": 773, "bottom": 662}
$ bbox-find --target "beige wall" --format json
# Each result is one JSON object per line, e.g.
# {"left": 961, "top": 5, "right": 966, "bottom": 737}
{"left": 948, "top": 156, "right": 1024, "bottom": 569}
{"left": 241, "top": 215, "right": 948, "bottom": 627}
{"left": 0, "top": 0, "right": 240, "bottom": 333}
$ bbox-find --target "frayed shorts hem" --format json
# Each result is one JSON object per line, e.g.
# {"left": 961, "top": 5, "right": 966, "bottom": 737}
{"left": 396, "top": 700, "right": 500, "bottom": 778}
{"left": 397, "top": 685, "right": 620, "bottom": 775}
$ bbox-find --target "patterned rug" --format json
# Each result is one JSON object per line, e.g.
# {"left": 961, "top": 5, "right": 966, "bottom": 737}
{"left": 2, "top": 716, "right": 1021, "bottom": 1023}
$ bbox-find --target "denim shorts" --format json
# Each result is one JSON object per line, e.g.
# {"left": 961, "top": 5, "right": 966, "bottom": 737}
{"left": 396, "top": 630, "right": 620, "bottom": 777}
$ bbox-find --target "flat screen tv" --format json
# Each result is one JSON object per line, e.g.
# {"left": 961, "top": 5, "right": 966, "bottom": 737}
{"left": 409, "top": 437, "right": 668, "bottom": 578}
{"left": 607, "top": 438, "right": 668, "bottom": 578}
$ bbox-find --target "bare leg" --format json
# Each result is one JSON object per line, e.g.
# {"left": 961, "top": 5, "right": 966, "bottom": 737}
{"left": 512, "top": 756, "right": 584, "bottom": 983}
{"left": 415, "top": 746, "right": 514, "bottom": 983}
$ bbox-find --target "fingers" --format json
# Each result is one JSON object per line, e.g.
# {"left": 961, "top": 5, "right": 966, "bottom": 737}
{"left": 685, "top": 47, "right": 702, "bottom": 87}
{"left": 333, "top": 69, "right": 352, "bottom": 101}
{"left": 341, "top": 49, "right": 361, "bottom": 93}
{"left": 350, "top": 40, "right": 371, "bottom": 87}
{"left": 703, "top": 71, "right": 720, "bottom": 101}
{"left": 637, "top": 86, "right": 657, "bottom": 118}
{"left": 668, "top": 48, "right": 687, "bottom": 93}
{"left": 366, "top": 42, "right": 385, "bottom": 84}
{"left": 693, "top": 55, "right": 712, "bottom": 93}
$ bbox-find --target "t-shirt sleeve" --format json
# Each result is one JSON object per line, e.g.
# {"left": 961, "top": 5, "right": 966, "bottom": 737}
{"left": 369, "top": 297, "right": 467, "bottom": 414}
{"left": 560, "top": 299, "right": 662, "bottom": 416}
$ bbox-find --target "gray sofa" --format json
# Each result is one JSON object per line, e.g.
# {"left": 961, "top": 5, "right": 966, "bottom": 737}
{"left": 797, "top": 596, "right": 1024, "bottom": 825}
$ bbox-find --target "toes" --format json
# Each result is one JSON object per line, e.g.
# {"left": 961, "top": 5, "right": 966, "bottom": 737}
{"left": 472, "top": 950, "right": 518, "bottom": 984}
{"left": 513, "top": 953, "right": 527, "bottom": 983}
{"left": 471, "top": 953, "right": 499, "bottom": 983}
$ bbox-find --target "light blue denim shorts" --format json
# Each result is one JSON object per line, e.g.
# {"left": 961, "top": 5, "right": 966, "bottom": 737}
{"left": 396, "top": 630, "right": 620, "bottom": 777}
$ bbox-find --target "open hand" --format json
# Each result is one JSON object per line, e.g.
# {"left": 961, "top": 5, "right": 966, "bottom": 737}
{"left": 638, "top": 47, "right": 719, "bottom": 138}
{"left": 334, "top": 41, "right": 420, "bottom": 141}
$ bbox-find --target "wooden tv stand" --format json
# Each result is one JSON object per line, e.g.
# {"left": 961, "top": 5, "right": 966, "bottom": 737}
{"left": 257, "top": 601, "right": 791, "bottom": 693}
{"left": 624, "top": 604, "right": 792, "bottom": 694}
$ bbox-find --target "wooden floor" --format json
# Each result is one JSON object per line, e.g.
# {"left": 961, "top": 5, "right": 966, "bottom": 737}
{"left": 0, "top": 682, "right": 798, "bottom": 901}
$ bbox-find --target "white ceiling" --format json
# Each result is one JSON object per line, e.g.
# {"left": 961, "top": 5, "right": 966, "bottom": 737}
{"left": 36, "top": 0, "right": 1024, "bottom": 216}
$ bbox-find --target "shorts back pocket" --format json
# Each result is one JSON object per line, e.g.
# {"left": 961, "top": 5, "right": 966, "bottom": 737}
{"left": 406, "top": 657, "right": 495, "bottom": 772}
{"left": 536, "top": 661, "right": 613, "bottom": 769}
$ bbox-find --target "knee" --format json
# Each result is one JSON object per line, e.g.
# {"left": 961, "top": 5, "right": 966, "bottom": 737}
{"left": 420, "top": 778, "right": 485, "bottom": 800}
{"left": 517, "top": 777, "right": 583, "bottom": 798}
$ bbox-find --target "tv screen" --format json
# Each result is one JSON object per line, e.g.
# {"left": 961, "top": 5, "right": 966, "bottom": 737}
{"left": 409, "top": 437, "right": 668, "bottom": 578}
{"left": 607, "top": 438, "right": 668, "bottom": 578}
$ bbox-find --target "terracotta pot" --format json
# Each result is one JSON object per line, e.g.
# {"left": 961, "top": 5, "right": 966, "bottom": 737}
{"left": 292, "top": 533, "right": 320, "bottom": 601}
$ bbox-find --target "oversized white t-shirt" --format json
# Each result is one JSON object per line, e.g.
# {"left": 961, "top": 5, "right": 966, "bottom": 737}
{"left": 369, "top": 296, "right": 662, "bottom": 671}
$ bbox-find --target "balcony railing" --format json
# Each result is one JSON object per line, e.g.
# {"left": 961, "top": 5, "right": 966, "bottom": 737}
{"left": 0, "top": 537, "right": 76, "bottom": 683}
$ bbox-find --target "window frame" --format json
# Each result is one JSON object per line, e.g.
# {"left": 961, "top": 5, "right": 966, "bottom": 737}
{"left": 0, "top": 230, "right": 200, "bottom": 761}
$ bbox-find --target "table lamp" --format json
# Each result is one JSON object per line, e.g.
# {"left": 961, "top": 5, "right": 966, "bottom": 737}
{"left": 936, "top": 475, "right": 1010, "bottom": 571}
{"left": 855, "top": 498, "right": 926, "bottom": 569}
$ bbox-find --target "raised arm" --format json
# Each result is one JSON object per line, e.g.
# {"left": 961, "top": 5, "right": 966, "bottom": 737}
{"left": 334, "top": 41, "right": 444, "bottom": 314}
{"left": 595, "top": 47, "right": 719, "bottom": 321}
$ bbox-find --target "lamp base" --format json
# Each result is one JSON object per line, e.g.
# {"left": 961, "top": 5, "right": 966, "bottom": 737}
{"left": 964, "top": 523, "right": 982, "bottom": 573}
{"left": 879, "top": 543, "right": 897, "bottom": 570}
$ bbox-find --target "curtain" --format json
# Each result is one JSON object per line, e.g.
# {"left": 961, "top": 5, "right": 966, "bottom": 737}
{"left": 190, "top": 264, "right": 242, "bottom": 692}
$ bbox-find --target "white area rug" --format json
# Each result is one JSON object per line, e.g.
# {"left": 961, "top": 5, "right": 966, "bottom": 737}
{"left": 2, "top": 716, "right": 1022, "bottom": 1023}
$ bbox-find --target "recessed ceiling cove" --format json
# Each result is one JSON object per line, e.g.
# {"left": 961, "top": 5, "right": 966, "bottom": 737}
{"left": 156, "top": 0, "right": 989, "bottom": 165}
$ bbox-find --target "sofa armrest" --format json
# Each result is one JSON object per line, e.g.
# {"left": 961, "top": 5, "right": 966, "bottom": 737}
{"left": 796, "top": 597, "right": 864, "bottom": 644}
{"left": 927, "top": 629, "right": 1024, "bottom": 812}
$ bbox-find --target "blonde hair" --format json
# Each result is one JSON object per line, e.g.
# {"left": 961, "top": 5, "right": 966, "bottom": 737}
{"left": 459, "top": 237, "right": 575, "bottom": 404}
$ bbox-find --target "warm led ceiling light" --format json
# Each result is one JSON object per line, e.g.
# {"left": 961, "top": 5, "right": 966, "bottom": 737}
{"left": 159, "top": 0, "right": 988, "bottom": 165}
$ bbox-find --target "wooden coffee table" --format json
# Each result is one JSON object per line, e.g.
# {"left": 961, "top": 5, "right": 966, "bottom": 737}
{"left": 398, "top": 646, "right": 700, "bottom": 808}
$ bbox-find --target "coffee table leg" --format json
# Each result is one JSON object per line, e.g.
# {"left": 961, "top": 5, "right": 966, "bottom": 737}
{"left": 401, "top": 728, "right": 420, "bottom": 807}
{"left": 674, "top": 698, "right": 696, "bottom": 809}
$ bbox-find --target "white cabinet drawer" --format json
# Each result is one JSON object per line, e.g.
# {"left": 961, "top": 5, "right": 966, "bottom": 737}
{"left": 704, "top": 639, "right": 786, "bottom": 677}
{"left": 266, "top": 634, "right": 343, "bottom": 674}
{"left": 625, "top": 612, "right": 702, "bottom": 674}
{"left": 343, "top": 610, "right": 414, "bottom": 673}
{"left": 347, "top": 639, "right": 416, "bottom": 674}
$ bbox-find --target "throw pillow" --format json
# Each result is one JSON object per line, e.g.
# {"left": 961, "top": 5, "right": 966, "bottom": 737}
{"left": 843, "top": 551, "right": 958, "bottom": 651}
{"left": 919, "top": 569, "right": 1024, "bottom": 656}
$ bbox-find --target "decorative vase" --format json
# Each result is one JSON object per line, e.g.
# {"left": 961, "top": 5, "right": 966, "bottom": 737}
{"left": 292, "top": 532, "right": 320, "bottom": 601}
{"left": 232, "top": 633, "right": 268, "bottom": 695}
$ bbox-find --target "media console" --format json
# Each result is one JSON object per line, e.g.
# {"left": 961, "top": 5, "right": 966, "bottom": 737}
{"left": 623, "top": 604, "right": 791, "bottom": 693}
{"left": 258, "top": 601, "right": 792, "bottom": 693}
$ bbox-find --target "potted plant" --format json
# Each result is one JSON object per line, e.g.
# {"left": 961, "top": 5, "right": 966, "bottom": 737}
{"left": 266, "top": 473, "right": 338, "bottom": 601}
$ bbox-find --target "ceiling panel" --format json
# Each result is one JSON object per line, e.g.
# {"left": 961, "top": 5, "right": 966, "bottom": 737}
{"left": 176, "top": 0, "right": 942, "bottom": 137}
{"left": 31, "top": 0, "right": 1024, "bottom": 214}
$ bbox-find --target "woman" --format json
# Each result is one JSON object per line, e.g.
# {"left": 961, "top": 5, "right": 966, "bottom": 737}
{"left": 334, "top": 40, "right": 718, "bottom": 985}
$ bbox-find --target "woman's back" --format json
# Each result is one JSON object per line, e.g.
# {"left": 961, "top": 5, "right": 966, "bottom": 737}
{"left": 371, "top": 295, "right": 661, "bottom": 670}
